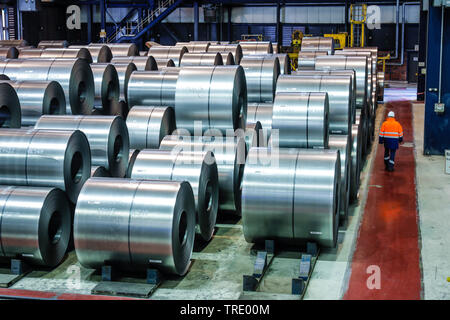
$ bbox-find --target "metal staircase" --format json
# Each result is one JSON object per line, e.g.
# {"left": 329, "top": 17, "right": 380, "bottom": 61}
{"left": 107, "top": 0, "right": 183, "bottom": 43}
{"left": 350, "top": 4, "right": 367, "bottom": 48}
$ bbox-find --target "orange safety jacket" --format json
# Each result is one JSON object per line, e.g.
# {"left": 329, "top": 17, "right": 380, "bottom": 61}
{"left": 379, "top": 117, "right": 403, "bottom": 149}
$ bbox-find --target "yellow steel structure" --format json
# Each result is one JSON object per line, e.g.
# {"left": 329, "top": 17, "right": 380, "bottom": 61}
{"left": 324, "top": 33, "right": 348, "bottom": 50}
{"left": 241, "top": 34, "right": 264, "bottom": 41}
{"left": 378, "top": 53, "right": 391, "bottom": 73}
{"left": 350, "top": 4, "right": 367, "bottom": 47}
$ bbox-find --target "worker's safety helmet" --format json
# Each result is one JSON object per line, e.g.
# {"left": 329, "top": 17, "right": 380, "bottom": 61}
{"left": 388, "top": 111, "right": 395, "bottom": 118}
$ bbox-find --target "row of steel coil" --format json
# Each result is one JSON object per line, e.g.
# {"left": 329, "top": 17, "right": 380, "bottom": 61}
{"left": 0, "top": 38, "right": 382, "bottom": 278}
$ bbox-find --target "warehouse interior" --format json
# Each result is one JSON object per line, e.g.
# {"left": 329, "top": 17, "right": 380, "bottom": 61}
{"left": 0, "top": 0, "right": 447, "bottom": 302}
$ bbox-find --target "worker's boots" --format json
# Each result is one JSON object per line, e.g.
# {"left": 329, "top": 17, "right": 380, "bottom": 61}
{"left": 384, "top": 159, "right": 389, "bottom": 171}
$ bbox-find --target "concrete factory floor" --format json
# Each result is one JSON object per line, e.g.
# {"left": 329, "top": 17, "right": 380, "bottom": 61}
{"left": 0, "top": 82, "right": 448, "bottom": 300}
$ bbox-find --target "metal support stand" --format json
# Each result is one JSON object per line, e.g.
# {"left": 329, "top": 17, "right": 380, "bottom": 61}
{"left": 291, "top": 242, "right": 319, "bottom": 297}
{"left": 243, "top": 240, "right": 275, "bottom": 292}
{"left": 0, "top": 259, "right": 31, "bottom": 288}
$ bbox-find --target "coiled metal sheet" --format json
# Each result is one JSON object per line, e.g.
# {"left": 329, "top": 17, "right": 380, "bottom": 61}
{"left": 74, "top": 178, "right": 196, "bottom": 276}
{"left": 38, "top": 40, "right": 69, "bottom": 48}
{"left": 301, "top": 37, "right": 335, "bottom": 55}
{"left": 110, "top": 62, "right": 137, "bottom": 102}
{"left": 90, "top": 63, "right": 120, "bottom": 113}
{"left": 297, "top": 51, "right": 328, "bottom": 70}
{"left": 273, "top": 53, "right": 291, "bottom": 75}
{"left": 17, "top": 48, "right": 45, "bottom": 59}
{"left": 89, "top": 43, "right": 139, "bottom": 57}
{"left": 0, "top": 129, "right": 91, "bottom": 203}
{"left": 109, "top": 100, "right": 128, "bottom": 118}
{"left": 240, "top": 121, "right": 262, "bottom": 151}
{"left": 160, "top": 135, "right": 246, "bottom": 214}
{"left": 350, "top": 123, "right": 362, "bottom": 202}
{"left": 246, "top": 102, "right": 273, "bottom": 145}
{"left": 154, "top": 58, "right": 175, "bottom": 69}
{"left": 175, "top": 65, "right": 247, "bottom": 134}
{"left": 0, "top": 82, "right": 21, "bottom": 128}
{"left": 35, "top": 115, "right": 129, "bottom": 178}
{"left": 242, "top": 147, "right": 340, "bottom": 247}
{"left": 130, "top": 150, "right": 219, "bottom": 242}
{"left": 239, "top": 41, "right": 273, "bottom": 55}
{"left": 272, "top": 92, "right": 329, "bottom": 148}
{"left": 0, "top": 40, "right": 28, "bottom": 47}
{"left": 126, "top": 106, "right": 175, "bottom": 150}
{"left": 69, "top": 45, "right": 113, "bottom": 63}
{"left": 0, "top": 186, "right": 71, "bottom": 267}
{"left": 176, "top": 41, "right": 210, "bottom": 53}
{"left": 91, "top": 166, "right": 111, "bottom": 177}
{"left": 0, "top": 80, "right": 66, "bottom": 126}
{"left": 148, "top": 46, "right": 188, "bottom": 66}
{"left": 0, "top": 58, "right": 95, "bottom": 115}
{"left": 276, "top": 74, "right": 352, "bottom": 134}
{"left": 207, "top": 44, "right": 243, "bottom": 64}
{"left": 315, "top": 55, "right": 368, "bottom": 110}
{"left": 180, "top": 52, "right": 223, "bottom": 66}
{"left": 356, "top": 109, "right": 368, "bottom": 157}
{"left": 111, "top": 56, "right": 158, "bottom": 71}
{"left": 40, "top": 48, "right": 93, "bottom": 63}
{"left": 240, "top": 55, "right": 280, "bottom": 103}
{"left": 329, "top": 134, "right": 351, "bottom": 223}
{"left": 126, "top": 149, "right": 140, "bottom": 178}
{"left": 0, "top": 47, "right": 18, "bottom": 59}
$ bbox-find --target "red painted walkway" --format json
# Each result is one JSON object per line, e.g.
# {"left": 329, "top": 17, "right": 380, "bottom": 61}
{"left": 344, "top": 101, "right": 422, "bottom": 300}
{"left": 0, "top": 287, "right": 140, "bottom": 300}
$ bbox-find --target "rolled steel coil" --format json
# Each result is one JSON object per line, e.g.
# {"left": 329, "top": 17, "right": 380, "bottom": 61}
{"left": 160, "top": 135, "right": 246, "bottom": 214}
{"left": 0, "top": 186, "right": 71, "bottom": 267}
{"left": 356, "top": 109, "right": 368, "bottom": 158}
{"left": 219, "top": 52, "right": 235, "bottom": 65}
{"left": 315, "top": 55, "right": 368, "bottom": 109}
{"left": 276, "top": 74, "right": 352, "bottom": 135}
{"left": 91, "top": 166, "right": 111, "bottom": 177}
{"left": 175, "top": 65, "right": 247, "bottom": 134}
{"left": 154, "top": 58, "right": 175, "bottom": 69}
{"left": 126, "top": 106, "right": 175, "bottom": 150}
{"left": 0, "top": 74, "right": 9, "bottom": 80}
{"left": 0, "top": 80, "right": 66, "bottom": 126}
{"left": 0, "top": 47, "right": 18, "bottom": 59}
{"left": 246, "top": 103, "right": 273, "bottom": 145}
{"left": 240, "top": 121, "right": 263, "bottom": 150}
{"left": 273, "top": 42, "right": 279, "bottom": 54}
{"left": 109, "top": 100, "right": 128, "bottom": 118}
{"left": 239, "top": 41, "right": 273, "bottom": 55}
{"left": 0, "top": 58, "right": 95, "bottom": 115}
{"left": 240, "top": 55, "right": 280, "bottom": 103}
{"left": 111, "top": 62, "right": 137, "bottom": 102}
{"left": 342, "top": 47, "right": 378, "bottom": 80}
{"left": 377, "top": 72, "right": 385, "bottom": 98}
{"left": 176, "top": 41, "right": 210, "bottom": 53}
{"left": 130, "top": 149, "right": 219, "bottom": 242}
{"left": 40, "top": 48, "right": 93, "bottom": 63}
{"left": 127, "top": 69, "right": 180, "bottom": 108}
{"left": 127, "top": 149, "right": 140, "bottom": 178}
{"left": 89, "top": 43, "right": 139, "bottom": 57}
{"left": 0, "top": 129, "right": 91, "bottom": 203}
{"left": 272, "top": 92, "right": 330, "bottom": 149}
{"left": 180, "top": 52, "right": 224, "bottom": 66}
{"left": 242, "top": 147, "right": 341, "bottom": 248}
{"left": 329, "top": 134, "right": 351, "bottom": 223}
{"left": 38, "top": 40, "right": 69, "bottom": 48}
{"left": 301, "top": 37, "right": 335, "bottom": 55}
{"left": 274, "top": 53, "right": 291, "bottom": 75}
{"left": 90, "top": 63, "right": 120, "bottom": 113}
{"left": 207, "top": 44, "right": 243, "bottom": 64}
{"left": 148, "top": 46, "right": 188, "bottom": 66}
{"left": 0, "top": 82, "right": 21, "bottom": 128}
{"left": 35, "top": 115, "right": 129, "bottom": 178}
{"left": 111, "top": 56, "right": 158, "bottom": 71}
{"left": 350, "top": 123, "right": 362, "bottom": 202}
{"left": 0, "top": 40, "right": 28, "bottom": 47}
{"left": 17, "top": 48, "right": 45, "bottom": 59}
{"left": 74, "top": 178, "right": 196, "bottom": 276}
{"left": 69, "top": 45, "right": 112, "bottom": 63}
{"left": 297, "top": 51, "right": 328, "bottom": 70}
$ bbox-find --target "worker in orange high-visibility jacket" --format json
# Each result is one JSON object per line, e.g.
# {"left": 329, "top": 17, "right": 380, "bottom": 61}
{"left": 379, "top": 111, "right": 403, "bottom": 171}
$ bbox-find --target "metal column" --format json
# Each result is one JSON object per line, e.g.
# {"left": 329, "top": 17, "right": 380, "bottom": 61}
{"left": 100, "top": 0, "right": 106, "bottom": 43}
{"left": 194, "top": 1, "right": 199, "bottom": 41}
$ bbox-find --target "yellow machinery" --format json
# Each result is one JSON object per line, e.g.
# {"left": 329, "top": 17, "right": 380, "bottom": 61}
{"left": 378, "top": 53, "right": 391, "bottom": 73}
{"left": 240, "top": 34, "right": 264, "bottom": 41}
{"left": 324, "top": 33, "right": 348, "bottom": 50}
{"left": 350, "top": 4, "right": 367, "bottom": 47}
{"left": 287, "top": 30, "right": 305, "bottom": 71}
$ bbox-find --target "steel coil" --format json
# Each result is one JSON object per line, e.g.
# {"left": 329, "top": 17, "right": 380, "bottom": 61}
{"left": 0, "top": 129, "right": 91, "bottom": 203}
{"left": 74, "top": 178, "right": 196, "bottom": 276}
{"left": 127, "top": 69, "right": 180, "bottom": 108}
{"left": 126, "top": 106, "right": 175, "bottom": 150}
{"left": 240, "top": 55, "right": 280, "bottom": 103}
{"left": 241, "top": 121, "right": 262, "bottom": 150}
{"left": 242, "top": 147, "right": 340, "bottom": 247}
{"left": 111, "top": 62, "right": 137, "bottom": 102}
{"left": 301, "top": 37, "right": 334, "bottom": 55}
{"left": 175, "top": 65, "right": 247, "bottom": 134}
{"left": 297, "top": 51, "right": 328, "bottom": 70}
{"left": 342, "top": 47, "right": 378, "bottom": 80}
{"left": 176, "top": 41, "right": 210, "bottom": 53}
{"left": 276, "top": 74, "right": 352, "bottom": 134}
{"left": 350, "top": 123, "right": 362, "bottom": 202}
{"left": 272, "top": 92, "right": 329, "bottom": 149}
{"left": 90, "top": 63, "right": 120, "bottom": 113}
{"left": 315, "top": 55, "right": 368, "bottom": 109}
{"left": 40, "top": 48, "right": 93, "bottom": 63}
{"left": 180, "top": 52, "right": 223, "bottom": 66}
{"left": 0, "top": 186, "right": 71, "bottom": 267}
{"left": 246, "top": 102, "right": 273, "bottom": 139}
{"left": 127, "top": 149, "right": 140, "bottom": 178}
{"left": 356, "top": 109, "right": 368, "bottom": 157}
{"left": 0, "top": 40, "right": 28, "bottom": 47}
{"left": 35, "top": 115, "right": 129, "bottom": 178}
{"left": 148, "top": 46, "right": 188, "bottom": 66}
{"left": 69, "top": 45, "right": 113, "bottom": 63}
{"left": 272, "top": 53, "right": 290, "bottom": 75}
{"left": 109, "top": 100, "right": 128, "bottom": 118}
{"left": 154, "top": 58, "right": 175, "bottom": 68}
{"left": 0, "top": 47, "right": 18, "bottom": 59}
{"left": 130, "top": 149, "right": 219, "bottom": 242}
{"left": 329, "top": 134, "right": 351, "bottom": 223}
{"left": 111, "top": 56, "right": 158, "bottom": 71}
{"left": 91, "top": 166, "right": 111, "bottom": 177}
{"left": 239, "top": 41, "right": 273, "bottom": 55}
{"left": 0, "top": 80, "right": 66, "bottom": 126}
{"left": 0, "top": 58, "right": 95, "bottom": 115}
{"left": 207, "top": 44, "right": 243, "bottom": 64}
{"left": 0, "top": 82, "right": 21, "bottom": 128}
{"left": 90, "top": 43, "right": 139, "bottom": 57}
{"left": 38, "top": 40, "right": 69, "bottom": 48}
{"left": 160, "top": 135, "right": 246, "bottom": 214}
{"left": 17, "top": 48, "right": 45, "bottom": 59}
